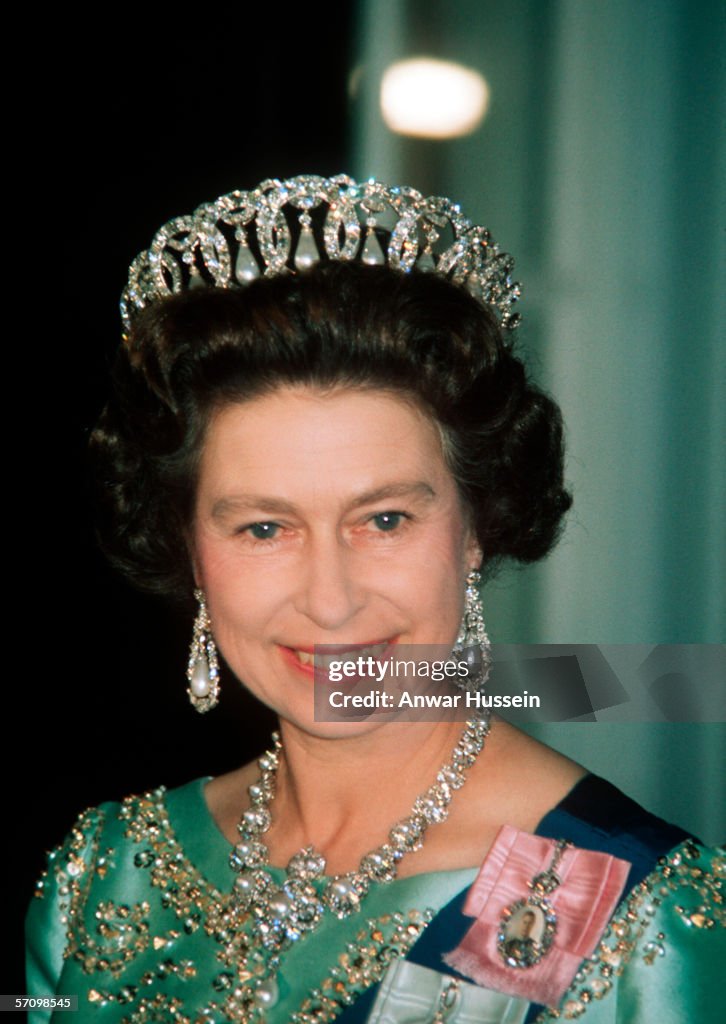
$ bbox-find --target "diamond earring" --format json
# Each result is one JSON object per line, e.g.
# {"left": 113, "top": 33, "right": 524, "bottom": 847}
{"left": 453, "top": 570, "right": 491, "bottom": 695}
{"left": 187, "top": 589, "right": 220, "bottom": 712}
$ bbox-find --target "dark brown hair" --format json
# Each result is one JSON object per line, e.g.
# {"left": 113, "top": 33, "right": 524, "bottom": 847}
{"left": 91, "top": 261, "right": 571, "bottom": 599}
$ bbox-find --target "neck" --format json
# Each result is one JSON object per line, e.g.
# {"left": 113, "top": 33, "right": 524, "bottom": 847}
{"left": 265, "top": 718, "right": 471, "bottom": 872}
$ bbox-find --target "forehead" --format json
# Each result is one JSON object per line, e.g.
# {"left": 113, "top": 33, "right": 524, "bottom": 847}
{"left": 196, "top": 385, "right": 452, "bottom": 496}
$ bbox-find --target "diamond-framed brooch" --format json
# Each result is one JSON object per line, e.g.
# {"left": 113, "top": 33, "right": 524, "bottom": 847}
{"left": 497, "top": 839, "right": 570, "bottom": 969}
{"left": 497, "top": 895, "right": 558, "bottom": 968}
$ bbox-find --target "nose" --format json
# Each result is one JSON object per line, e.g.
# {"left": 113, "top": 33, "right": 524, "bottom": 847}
{"left": 293, "top": 533, "right": 366, "bottom": 632}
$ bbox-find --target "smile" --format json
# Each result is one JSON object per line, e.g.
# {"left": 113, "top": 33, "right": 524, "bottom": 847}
{"left": 284, "top": 640, "right": 396, "bottom": 673}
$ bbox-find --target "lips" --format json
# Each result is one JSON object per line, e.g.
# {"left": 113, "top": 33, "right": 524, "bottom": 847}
{"left": 283, "top": 640, "right": 396, "bottom": 674}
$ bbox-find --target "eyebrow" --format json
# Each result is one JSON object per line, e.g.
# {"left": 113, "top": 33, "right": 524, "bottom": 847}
{"left": 210, "top": 481, "right": 436, "bottom": 521}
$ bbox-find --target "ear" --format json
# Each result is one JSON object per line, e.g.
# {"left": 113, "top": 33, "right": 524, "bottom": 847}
{"left": 185, "top": 530, "right": 202, "bottom": 590}
{"left": 465, "top": 529, "right": 483, "bottom": 572}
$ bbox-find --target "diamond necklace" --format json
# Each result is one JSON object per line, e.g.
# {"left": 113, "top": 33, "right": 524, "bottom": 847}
{"left": 225, "top": 715, "right": 490, "bottom": 1014}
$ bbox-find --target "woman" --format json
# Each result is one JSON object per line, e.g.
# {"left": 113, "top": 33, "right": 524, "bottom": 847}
{"left": 26, "top": 175, "right": 722, "bottom": 1023}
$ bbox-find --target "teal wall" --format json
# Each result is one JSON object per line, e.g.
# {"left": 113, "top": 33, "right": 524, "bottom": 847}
{"left": 352, "top": 0, "right": 724, "bottom": 843}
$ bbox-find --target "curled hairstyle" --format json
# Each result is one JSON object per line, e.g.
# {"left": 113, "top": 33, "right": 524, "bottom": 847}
{"left": 91, "top": 262, "right": 572, "bottom": 599}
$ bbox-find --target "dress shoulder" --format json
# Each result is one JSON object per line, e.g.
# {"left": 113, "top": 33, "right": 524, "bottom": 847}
{"left": 535, "top": 773, "right": 693, "bottom": 890}
{"left": 532, "top": 838, "right": 725, "bottom": 1022}
{"left": 25, "top": 780, "right": 213, "bottom": 1018}
{"left": 527, "top": 776, "right": 723, "bottom": 1021}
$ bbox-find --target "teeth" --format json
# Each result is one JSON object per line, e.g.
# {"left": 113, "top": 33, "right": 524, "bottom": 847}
{"left": 310, "top": 651, "right": 339, "bottom": 671}
{"left": 291, "top": 643, "right": 390, "bottom": 671}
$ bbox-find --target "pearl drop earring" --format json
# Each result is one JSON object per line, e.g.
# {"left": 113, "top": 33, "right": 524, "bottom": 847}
{"left": 453, "top": 569, "right": 491, "bottom": 696}
{"left": 187, "top": 589, "right": 220, "bottom": 712}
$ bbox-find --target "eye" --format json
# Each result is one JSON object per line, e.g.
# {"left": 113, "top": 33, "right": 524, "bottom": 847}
{"left": 369, "top": 511, "right": 406, "bottom": 532}
{"left": 244, "top": 522, "right": 280, "bottom": 540}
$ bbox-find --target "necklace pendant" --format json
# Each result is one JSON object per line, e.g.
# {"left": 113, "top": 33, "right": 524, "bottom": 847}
{"left": 254, "top": 878, "right": 324, "bottom": 948}
{"left": 286, "top": 844, "right": 326, "bottom": 881}
{"left": 322, "top": 872, "right": 369, "bottom": 919}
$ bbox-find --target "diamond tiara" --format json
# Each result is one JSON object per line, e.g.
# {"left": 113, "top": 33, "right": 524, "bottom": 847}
{"left": 121, "top": 173, "right": 522, "bottom": 338}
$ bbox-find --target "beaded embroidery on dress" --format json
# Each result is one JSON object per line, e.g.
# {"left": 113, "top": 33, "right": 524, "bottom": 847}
{"left": 27, "top": 777, "right": 725, "bottom": 1023}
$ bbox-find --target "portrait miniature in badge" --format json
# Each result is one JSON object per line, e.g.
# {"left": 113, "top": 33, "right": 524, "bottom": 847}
{"left": 498, "top": 898, "right": 556, "bottom": 968}
{"left": 497, "top": 837, "right": 568, "bottom": 969}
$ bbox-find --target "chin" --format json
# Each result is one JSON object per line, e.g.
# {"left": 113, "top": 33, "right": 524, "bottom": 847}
{"left": 277, "top": 705, "right": 396, "bottom": 741}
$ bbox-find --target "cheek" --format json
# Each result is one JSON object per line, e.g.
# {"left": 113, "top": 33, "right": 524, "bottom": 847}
{"left": 421, "top": 510, "right": 475, "bottom": 572}
{"left": 192, "top": 534, "right": 235, "bottom": 597}
{"left": 403, "top": 525, "right": 470, "bottom": 618}
{"left": 192, "top": 534, "right": 306, "bottom": 659}
{"left": 192, "top": 536, "right": 263, "bottom": 630}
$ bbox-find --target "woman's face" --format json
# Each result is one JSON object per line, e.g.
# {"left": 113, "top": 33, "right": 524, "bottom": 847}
{"left": 191, "top": 385, "right": 482, "bottom": 734}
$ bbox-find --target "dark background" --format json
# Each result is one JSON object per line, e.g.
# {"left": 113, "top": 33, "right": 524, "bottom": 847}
{"left": 12, "top": 11, "right": 355, "bottom": 994}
